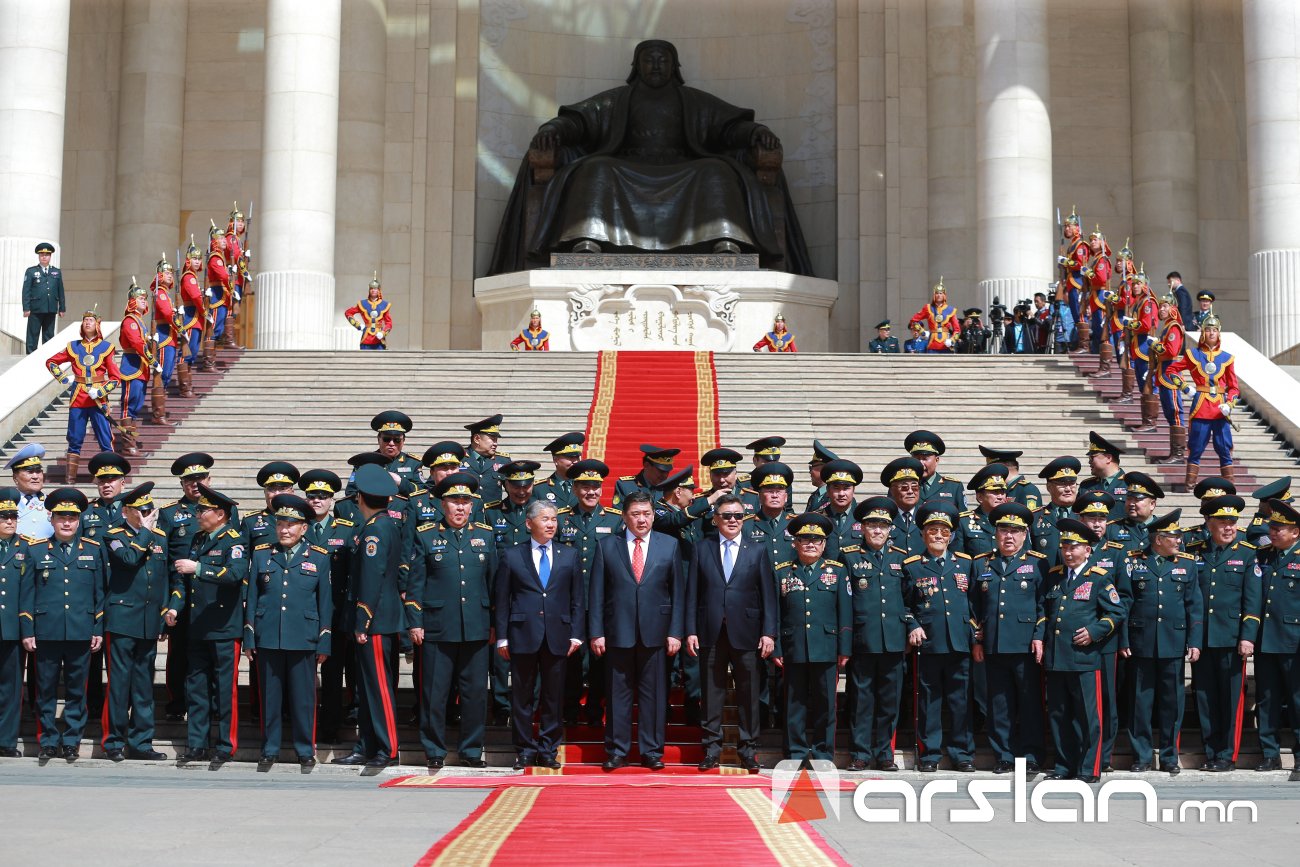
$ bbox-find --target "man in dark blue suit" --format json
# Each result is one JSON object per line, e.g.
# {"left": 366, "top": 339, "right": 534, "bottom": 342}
{"left": 687, "top": 494, "right": 777, "bottom": 772}
{"left": 589, "top": 491, "right": 684, "bottom": 770}
{"left": 494, "top": 500, "right": 585, "bottom": 769}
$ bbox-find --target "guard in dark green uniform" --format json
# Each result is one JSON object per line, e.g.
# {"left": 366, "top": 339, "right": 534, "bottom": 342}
{"left": 1185, "top": 495, "right": 1259, "bottom": 771}
{"left": 612, "top": 445, "right": 680, "bottom": 508}
{"left": 101, "top": 482, "right": 169, "bottom": 761}
{"left": 463, "top": 414, "right": 510, "bottom": 504}
{"left": 970, "top": 502, "right": 1048, "bottom": 774}
{"left": 0, "top": 488, "right": 29, "bottom": 757}
{"left": 1110, "top": 471, "right": 1163, "bottom": 554}
{"left": 300, "top": 469, "right": 356, "bottom": 743}
{"left": 242, "top": 461, "right": 300, "bottom": 549}
{"left": 558, "top": 459, "right": 622, "bottom": 725}
{"left": 959, "top": 464, "right": 1009, "bottom": 558}
{"left": 905, "top": 430, "right": 967, "bottom": 512}
{"left": 1032, "top": 456, "right": 1083, "bottom": 565}
{"left": 24, "top": 488, "right": 104, "bottom": 760}
{"left": 1244, "top": 476, "right": 1291, "bottom": 547}
{"left": 406, "top": 442, "right": 470, "bottom": 528}
{"left": 372, "top": 410, "right": 423, "bottom": 488}
{"left": 979, "top": 446, "right": 1042, "bottom": 511}
{"left": 169, "top": 484, "right": 248, "bottom": 767}
{"left": 82, "top": 450, "right": 129, "bottom": 719}
{"left": 1079, "top": 431, "right": 1128, "bottom": 520}
{"left": 881, "top": 457, "right": 925, "bottom": 555}
{"left": 1250, "top": 498, "right": 1300, "bottom": 780}
{"left": 773, "top": 513, "right": 850, "bottom": 765}
{"left": 407, "top": 473, "right": 498, "bottom": 769}
{"left": 739, "top": 436, "right": 785, "bottom": 495}
{"left": 903, "top": 501, "right": 976, "bottom": 772}
{"left": 1122, "top": 509, "right": 1202, "bottom": 773}
{"left": 485, "top": 460, "right": 539, "bottom": 725}
{"left": 1042, "top": 519, "right": 1127, "bottom": 782}
{"left": 815, "top": 458, "right": 863, "bottom": 559}
{"left": 1182, "top": 477, "right": 1238, "bottom": 549}
{"left": 246, "top": 494, "right": 333, "bottom": 769}
{"left": 843, "top": 496, "right": 912, "bottom": 771}
{"left": 22, "top": 242, "right": 65, "bottom": 354}
{"left": 805, "top": 440, "right": 837, "bottom": 513}
{"left": 746, "top": 463, "right": 797, "bottom": 568}
{"left": 534, "top": 432, "right": 584, "bottom": 511}
{"left": 868, "top": 320, "right": 901, "bottom": 353}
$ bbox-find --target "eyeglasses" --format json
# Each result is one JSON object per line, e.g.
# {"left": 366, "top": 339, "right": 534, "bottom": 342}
{"left": 305, "top": 492, "right": 332, "bottom": 500}
{"left": 137, "top": 506, "right": 155, "bottom": 516}
{"left": 380, "top": 435, "right": 403, "bottom": 444}
{"left": 717, "top": 512, "right": 745, "bottom": 520}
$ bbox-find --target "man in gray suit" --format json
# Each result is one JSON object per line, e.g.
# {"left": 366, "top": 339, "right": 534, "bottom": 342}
{"left": 686, "top": 494, "right": 777, "bottom": 772}
{"left": 589, "top": 491, "right": 684, "bottom": 770}
{"left": 22, "top": 242, "right": 65, "bottom": 353}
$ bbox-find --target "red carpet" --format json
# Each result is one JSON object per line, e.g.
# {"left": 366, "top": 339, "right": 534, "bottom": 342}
{"left": 585, "top": 351, "right": 720, "bottom": 506}
{"left": 382, "top": 769, "right": 771, "bottom": 787}
{"left": 412, "top": 786, "right": 850, "bottom": 866}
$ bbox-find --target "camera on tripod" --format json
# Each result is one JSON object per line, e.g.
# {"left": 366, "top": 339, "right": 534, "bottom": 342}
{"left": 988, "top": 296, "right": 1009, "bottom": 328}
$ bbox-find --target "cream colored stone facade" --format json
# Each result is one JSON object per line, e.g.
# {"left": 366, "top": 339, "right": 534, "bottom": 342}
{"left": 1, "top": 0, "right": 1280, "bottom": 353}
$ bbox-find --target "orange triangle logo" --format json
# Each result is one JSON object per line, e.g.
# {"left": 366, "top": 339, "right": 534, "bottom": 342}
{"left": 778, "top": 768, "right": 827, "bottom": 824}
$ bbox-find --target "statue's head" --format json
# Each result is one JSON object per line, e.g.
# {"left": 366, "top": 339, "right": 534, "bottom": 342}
{"left": 628, "top": 40, "right": 684, "bottom": 88}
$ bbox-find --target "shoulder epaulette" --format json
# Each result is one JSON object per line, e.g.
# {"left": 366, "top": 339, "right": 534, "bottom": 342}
{"left": 1185, "top": 539, "right": 1205, "bottom": 549}
{"left": 954, "top": 551, "right": 972, "bottom": 560}
{"left": 473, "top": 522, "right": 492, "bottom": 530}
{"left": 333, "top": 517, "right": 354, "bottom": 527}
{"left": 1087, "top": 564, "right": 1109, "bottom": 575}
{"left": 107, "top": 526, "right": 128, "bottom": 535}
{"left": 959, "top": 509, "right": 974, "bottom": 518}
{"left": 1103, "top": 541, "right": 1124, "bottom": 549}
{"left": 254, "top": 543, "right": 271, "bottom": 551}
{"left": 416, "top": 522, "right": 436, "bottom": 532}
{"left": 556, "top": 507, "right": 572, "bottom": 515}
{"left": 742, "top": 513, "right": 756, "bottom": 522}
{"left": 1049, "top": 564, "right": 1064, "bottom": 573}
{"left": 160, "top": 500, "right": 180, "bottom": 509}
{"left": 221, "top": 528, "right": 240, "bottom": 539}
{"left": 825, "top": 558, "right": 843, "bottom": 567}
{"left": 903, "top": 554, "right": 923, "bottom": 564}
{"left": 619, "top": 475, "right": 636, "bottom": 481}
{"left": 496, "top": 450, "right": 511, "bottom": 458}
{"left": 775, "top": 560, "right": 793, "bottom": 570}
{"left": 310, "top": 544, "right": 329, "bottom": 555}
{"left": 737, "top": 472, "right": 751, "bottom": 482}
{"left": 1028, "top": 549, "right": 1046, "bottom": 558}
{"left": 973, "top": 550, "right": 993, "bottom": 559}
{"left": 1176, "top": 551, "right": 1197, "bottom": 560}
{"left": 21, "top": 535, "right": 41, "bottom": 545}
{"left": 889, "top": 545, "right": 908, "bottom": 555}
{"left": 483, "top": 500, "right": 502, "bottom": 509}
{"left": 1239, "top": 540, "right": 1257, "bottom": 549}
{"left": 605, "top": 507, "right": 622, "bottom": 515}
{"left": 80, "top": 537, "right": 100, "bottom": 547}
{"left": 151, "top": 527, "right": 167, "bottom": 537}
{"left": 409, "top": 486, "right": 428, "bottom": 496}
{"left": 840, "top": 544, "right": 862, "bottom": 553}
{"left": 1126, "top": 549, "right": 1142, "bottom": 557}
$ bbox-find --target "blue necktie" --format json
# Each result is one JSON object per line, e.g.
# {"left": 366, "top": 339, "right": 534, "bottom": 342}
{"left": 723, "top": 539, "right": 735, "bottom": 582}
{"left": 538, "top": 544, "right": 550, "bottom": 589}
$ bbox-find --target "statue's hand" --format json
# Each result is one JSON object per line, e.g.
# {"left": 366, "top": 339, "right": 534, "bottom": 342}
{"left": 751, "top": 127, "right": 780, "bottom": 151}
{"left": 531, "top": 124, "right": 561, "bottom": 152}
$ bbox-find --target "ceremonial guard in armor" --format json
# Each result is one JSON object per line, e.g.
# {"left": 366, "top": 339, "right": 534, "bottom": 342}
{"left": 510, "top": 309, "right": 549, "bottom": 351}
{"left": 1166, "top": 311, "right": 1238, "bottom": 491}
{"left": 45, "top": 309, "right": 123, "bottom": 483}
{"left": 753, "top": 313, "right": 797, "bottom": 352}
{"left": 177, "top": 236, "right": 204, "bottom": 389}
{"left": 1149, "top": 291, "right": 1189, "bottom": 462}
{"left": 346, "top": 273, "right": 392, "bottom": 351}
{"left": 202, "top": 221, "right": 231, "bottom": 369}
{"left": 908, "top": 279, "right": 961, "bottom": 353}
{"left": 149, "top": 254, "right": 182, "bottom": 423}
{"left": 115, "top": 278, "right": 153, "bottom": 458}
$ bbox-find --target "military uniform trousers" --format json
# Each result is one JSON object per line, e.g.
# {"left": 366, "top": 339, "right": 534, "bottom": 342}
{"left": 1254, "top": 652, "right": 1300, "bottom": 761}
{"left": 700, "top": 624, "right": 761, "bottom": 759}
{"left": 1126, "top": 655, "right": 1187, "bottom": 767}
{"left": 318, "top": 613, "right": 357, "bottom": 737}
{"left": 257, "top": 649, "right": 319, "bottom": 758}
{"left": 26, "top": 312, "right": 57, "bottom": 354}
{"left": 983, "top": 653, "right": 1044, "bottom": 765}
{"left": 419, "top": 639, "right": 488, "bottom": 760}
{"left": 1045, "top": 668, "right": 1103, "bottom": 779}
{"left": 101, "top": 634, "right": 160, "bottom": 754}
{"left": 848, "top": 651, "right": 905, "bottom": 764}
{"left": 913, "top": 651, "right": 974, "bottom": 765}
{"left": 34, "top": 640, "right": 92, "bottom": 748}
{"left": 185, "top": 638, "right": 240, "bottom": 754}
{"left": 356, "top": 634, "right": 399, "bottom": 761}
{"left": 510, "top": 644, "right": 568, "bottom": 762}
{"left": 1100, "top": 650, "right": 1121, "bottom": 767}
{"left": 1193, "top": 648, "right": 1249, "bottom": 764}
{"left": 784, "top": 660, "right": 838, "bottom": 762}
{"left": 490, "top": 642, "right": 512, "bottom": 719}
{"left": 0, "top": 640, "right": 22, "bottom": 749}
{"left": 164, "top": 609, "right": 190, "bottom": 716}
{"left": 605, "top": 643, "right": 668, "bottom": 761}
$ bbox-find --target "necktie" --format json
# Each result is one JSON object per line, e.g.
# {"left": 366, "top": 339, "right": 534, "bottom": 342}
{"left": 61, "top": 542, "right": 72, "bottom": 557}
{"left": 632, "top": 537, "right": 645, "bottom": 583}
{"left": 454, "top": 527, "right": 463, "bottom": 542}
{"left": 722, "top": 539, "right": 735, "bottom": 582}
{"left": 538, "top": 544, "right": 550, "bottom": 589}
{"left": 902, "top": 511, "right": 913, "bottom": 530}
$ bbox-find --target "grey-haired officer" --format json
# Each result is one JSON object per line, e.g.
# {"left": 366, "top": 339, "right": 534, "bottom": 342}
{"left": 1079, "top": 431, "right": 1128, "bottom": 520}
{"left": 613, "top": 444, "right": 680, "bottom": 508}
{"left": 83, "top": 452, "right": 130, "bottom": 543}
{"left": 464, "top": 414, "right": 511, "bottom": 504}
{"left": 1042, "top": 519, "right": 1126, "bottom": 782}
{"left": 879, "top": 457, "right": 925, "bottom": 556}
{"left": 0, "top": 487, "right": 30, "bottom": 757}
{"left": 979, "top": 446, "right": 1042, "bottom": 511}
{"left": 372, "top": 410, "right": 422, "bottom": 485}
{"left": 815, "top": 458, "right": 863, "bottom": 559}
{"left": 23, "top": 488, "right": 104, "bottom": 761}
{"left": 773, "top": 513, "right": 850, "bottom": 765}
{"left": 1250, "top": 499, "right": 1300, "bottom": 779}
{"left": 168, "top": 484, "right": 248, "bottom": 766}
{"left": 1032, "top": 456, "right": 1083, "bottom": 564}
{"left": 1111, "top": 471, "right": 1163, "bottom": 554}
{"left": 1121, "top": 510, "right": 1202, "bottom": 774}
{"left": 1182, "top": 477, "right": 1239, "bottom": 549}
{"left": 242, "top": 461, "right": 301, "bottom": 549}
{"left": 246, "top": 494, "right": 333, "bottom": 769}
{"left": 843, "top": 496, "right": 912, "bottom": 771}
{"left": 960, "top": 464, "right": 1009, "bottom": 558}
{"left": 1245, "top": 477, "right": 1292, "bottom": 547}
{"left": 406, "top": 472, "right": 498, "bottom": 770}
{"left": 868, "top": 320, "right": 900, "bottom": 353}
{"left": 905, "top": 430, "right": 967, "bottom": 512}
{"left": 805, "top": 440, "right": 838, "bottom": 513}
{"left": 903, "top": 501, "right": 977, "bottom": 772}
{"left": 971, "top": 502, "right": 1048, "bottom": 774}
{"left": 1185, "top": 495, "right": 1260, "bottom": 771}
{"left": 534, "top": 432, "right": 585, "bottom": 511}
{"left": 8, "top": 444, "right": 52, "bottom": 541}
{"left": 101, "top": 482, "right": 169, "bottom": 761}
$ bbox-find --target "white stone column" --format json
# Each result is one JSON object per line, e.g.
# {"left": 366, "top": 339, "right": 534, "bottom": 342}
{"left": 254, "top": 0, "right": 342, "bottom": 350}
{"left": 0, "top": 0, "right": 71, "bottom": 339}
{"left": 927, "top": 0, "right": 976, "bottom": 303}
{"left": 973, "top": 0, "right": 1054, "bottom": 312}
{"left": 1129, "top": 0, "right": 1199, "bottom": 288}
{"left": 112, "top": 0, "right": 188, "bottom": 293}
{"left": 1244, "top": 0, "right": 1300, "bottom": 359}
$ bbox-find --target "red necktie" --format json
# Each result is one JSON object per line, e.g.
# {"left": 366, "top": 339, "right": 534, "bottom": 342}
{"left": 632, "top": 537, "right": 645, "bottom": 583}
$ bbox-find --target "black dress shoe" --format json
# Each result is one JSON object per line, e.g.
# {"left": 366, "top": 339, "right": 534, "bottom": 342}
{"left": 846, "top": 759, "right": 870, "bottom": 772}
{"left": 128, "top": 749, "right": 168, "bottom": 761}
{"left": 365, "top": 756, "right": 398, "bottom": 768}
{"left": 299, "top": 756, "right": 317, "bottom": 769}
{"left": 178, "top": 748, "right": 209, "bottom": 765}
{"left": 741, "top": 755, "right": 761, "bottom": 773}
{"left": 105, "top": 749, "right": 125, "bottom": 762}
{"left": 1130, "top": 762, "right": 1151, "bottom": 773}
{"left": 513, "top": 756, "right": 531, "bottom": 771}
{"left": 257, "top": 755, "right": 276, "bottom": 771}
{"left": 602, "top": 756, "right": 629, "bottom": 772}
{"left": 1257, "top": 757, "right": 1283, "bottom": 772}
{"left": 1025, "top": 762, "right": 1042, "bottom": 776}
{"left": 1160, "top": 764, "right": 1181, "bottom": 776}
{"left": 955, "top": 761, "right": 975, "bottom": 773}
{"left": 537, "top": 756, "right": 562, "bottom": 770}
{"left": 878, "top": 761, "right": 899, "bottom": 772}
{"left": 1102, "top": 764, "right": 1114, "bottom": 773}
{"left": 1078, "top": 775, "right": 1100, "bottom": 784}
{"left": 426, "top": 756, "right": 445, "bottom": 770}
{"left": 698, "top": 756, "right": 720, "bottom": 772}
{"left": 462, "top": 756, "right": 487, "bottom": 768}
{"left": 1043, "top": 773, "right": 1072, "bottom": 781}
{"left": 39, "top": 746, "right": 58, "bottom": 761}
{"left": 331, "top": 752, "right": 369, "bottom": 766}
{"left": 61, "top": 745, "right": 79, "bottom": 761}
{"left": 641, "top": 756, "right": 666, "bottom": 771}
{"left": 992, "top": 761, "right": 1015, "bottom": 774}
{"left": 918, "top": 762, "right": 938, "bottom": 773}
{"left": 165, "top": 712, "right": 186, "bottom": 723}
{"left": 210, "top": 752, "right": 232, "bottom": 767}
{"left": 1289, "top": 768, "right": 1300, "bottom": 783}
{"left": 0, "top": 747, "right": 21, "bottom": 758}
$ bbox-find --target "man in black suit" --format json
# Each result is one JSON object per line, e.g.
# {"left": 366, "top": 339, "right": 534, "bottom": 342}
{"left": 589, "top": 490, "right": 684, "bottom": 770}
{"left": 494, "top": 500, "right": 585, "bottom": 769}
{"left": 687, "top": 494, "right": 776, "bottom": 772}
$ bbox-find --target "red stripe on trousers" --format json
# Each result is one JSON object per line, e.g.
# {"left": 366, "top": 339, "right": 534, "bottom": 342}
{"left": 229, "top": 640, "right": 241, "bottom": 753}
{"left": 1232, "top": 657, "right": 1247, "bottom": 762}
{"left": 374, "top": 640, "right": 397, "bottom": 756}
{"left": 1092, "top": 669, "right": 1103, "bottom": 778}
{"left": 100, "top": 635, "right": 112, "bottom": 749}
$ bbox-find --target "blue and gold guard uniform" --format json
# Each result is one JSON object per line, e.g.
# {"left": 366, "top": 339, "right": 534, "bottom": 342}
{"left": 903, "top": 502, "right": 976, "bottom": 771}
{"left": 1250, "top": 498, "right": 1300, "bottom": 777}
{"left": 23, "top": 488, "right": 104, "bottom": 759}
{"left": 246, "top": 494, "right": 333, "bottom": 767}
{"left": 1121, "top": 510, "right": 1202, "bottom": 772}
{"left": 0, "top": 487, "right": 29, "bottom": 757}
{"left": 464, "top": 414, "right": 510, "bottom": 504}
{"left": 101, "top": 483, "right": 169, "bottom": 761}
{"left": 773, "top": 513, "right": 850, "bottom": 764}
{"left": 906, "top": 430, "right": 967, "bottom": 512}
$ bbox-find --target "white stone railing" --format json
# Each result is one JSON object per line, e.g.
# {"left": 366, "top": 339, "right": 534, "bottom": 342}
{"left": 1218, "top": 331, "right": 1300, "bottom": 451}
{"left": 0, "top": 319, "right": 120, "bottom": 448}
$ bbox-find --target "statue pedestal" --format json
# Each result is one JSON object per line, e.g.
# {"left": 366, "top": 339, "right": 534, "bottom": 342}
{"left": 475, "top": 269, "right": 838, "bottom": 351}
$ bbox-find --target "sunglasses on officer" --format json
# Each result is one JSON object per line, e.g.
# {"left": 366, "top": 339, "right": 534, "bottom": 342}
{"left": 716, "top": 511, "right": 745, "bottom": 521}
{"left": 132, "top": 505, "right": 155, "bottom": 516}
{"left": 380, "top": 434, "right": 404, "bottom": 444}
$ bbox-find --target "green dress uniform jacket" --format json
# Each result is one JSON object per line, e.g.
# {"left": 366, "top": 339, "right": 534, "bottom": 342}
{"left": 0, "top": 536, "right": 31, "bottom": 641}
{"left": 920, "top": 473, "right": 967, "bottom": 512}
{"left": 81, "top": 498, "right": 122, "bottom": 544}
{"left": 868, "top": 336, "right": 900, "bottom": 353}
{"left": 464, "top": 449, "right": 509, "bottom": 504}
{"left": 1041, "top": 562, "right": 1126, "bottom": 671}
{"left": 405, "top": 521, "right": 498, "bottom": 640}
{"left": 1185, "top": 537, "right": 1261, "bottom": 648}
{"left": 486, "top": 499, "right": 531, "bottom": 550}
{"left": 902, "top": 550, "right": 976, "bottom": 653}
{"left": 22, "top": 263, "right": 65, "bottom": 315}
{"left": 772, "top": 557, "right": 851, "bottom": 662}
{"left": 103, "top": 525, "right": 170, "bottom": 638}
{"left": 612, "top": 473, "right": 654, "bottom": 509}
{"left": 1079, "top": 472, "right": 1128, "bottom": 520}
{"left": 351, "top": 512, "right": 404, "bottom": 636}
{"left": 174, "top": 523, "right": 249, "bottom": 641}
{"left": 959, "top": 509, "right": 997, "bottom": 558}
{"left": 1121, "top": 550, "right": 1203, "bottom": 657}
{"left": 246, "top": 542, "right": 334, "bottom": 654}
{"left": 558, "top": 505, "right": 623, "bottom": 581}
{"left": 532, "top": 473, "right": 577, "bottom": 511}
{"left": 841, "top": 543, "right": 913, "bottom": 654}
{"left": 1006, "top": 476, "right": 1043, "bottom": 511}
{"left": 22, "top": 537, "right": 105, "bottom": 640}
{"left": 744, "top": 509, "right": 796, "bottom": 568}
{"left": 970, "top": 547, "right": 1048, "bottom": 652}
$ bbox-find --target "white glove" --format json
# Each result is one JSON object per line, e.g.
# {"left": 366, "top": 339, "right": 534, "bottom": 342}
{"left": 944, "top": 337, "right": 955, "bottom": 348}
{"left": 233, "top": 289, "right": 242, "bottom": 302}
{"left": 59, "top": 373, "right": 74, "bottom": 387}
{"left": 375, "top": 331, "right": 386, "bottom": 340}
{"left": 1056, "top": 255, "right": 1068, "bottom": 266}
{"left": 1221, "top": 403, "right": 1233, "bottom": 419}
{"left": 1100, "top": 290, "right": 1114, "bottom": 304}
{"left": 87, "top": 386, "right": 104, "bottom": 400}
{"left": 1121, "top": 316, "right": 1134, "bottom": 327}
{"left": 1181, "top": 384, "right": 1196, "bottom": 400}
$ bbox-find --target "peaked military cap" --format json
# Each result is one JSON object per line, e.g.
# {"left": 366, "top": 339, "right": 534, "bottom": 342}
{"left": 854, "top": 495, "right": 898, "bottom": 524}
{"left": 789, "top": 513, "right": 834, "bottom": 538}
{"left": 194, "top": 483, "right": 237, "bottom": 513}
{"left": 753, "top": 462, "right": 793, "bottom": 489}
{"left": 701, "top": 448, "right": 744, "bottom": 473}
{"left": 46, "top": 487, "right": 89, "bottom": 514}
{"left": 639, "top": 445, "right": 680, "bottom": 468}
{"left": 881, "top": 456, "right": 924, "bottom": 487}
{"left": 119, "top": 481, "right": 155, "bottom": 510}
{"left": 1039, "top": 456, "right": 1081, "bottom": 482}
{"left": 371, "top": 410, "right": 413, "bottom": 434}
{"left": 464, "top": 414, "right": 503, "bottom": 436}
{"left": 1150, "top": 509, "right": 1184, "bottom": 535}
{"left": 1253, "top": 477, "right": 1293, "bottom": 503}
{"left": 1073, "top": 489, "right": 1115, "bottom": 517}
{"left": 978, "top": 445, "right": 1023, "bottom": 465}
{"left": 353, "top": 464, "right": 398, "bottom": 498}
{"left": 918, "top": 501, "right": 959, "bottom": 528}
{"left": 746, "top": 436, "right": 785, "bottom": 458}
{"left": 1266, "top": 499, "right": 1300, "bottom": 525}
{"left": 35, "top": 242, "right": 54, "bottom": 255}
{"left": 566, "top": 459, "right": 610, "bottom": 483}
{"left": 1086, "top": 431, "right": 1123, "bottom": 458}
{"left": 1197, "top": 291, "right": 1216, "bottom": 302}
{"left": 1056, "top": 517, "right": 1099, "bottom": 546}
{"left": 348, "top": 452, "right": 390, "bottom": 469}
{"left": 989, "top": 502, "right": 1033, "bottom": 529}
{"left": 257, "top": 461, "right": 300, "bottom": 488}
{"left": 1124, "top": 471, "right": 1164, "bottom": 500}
{"left": 904, "top": 430, "right": 946, "bottom": 456}
{"left": 875, "top": 320, "right": 891, "bottom": 330}
{"left": 434, "top": 471, "right": 480, "bottom": 499}
{"left": 809, "top": 440, "right": 838, "bottom": 466}
{"left": 270, "top": 493, "right": 310, "bottom": 522}
{"left": 421, "top": 441, "right": 466, "bottom": 468}
{"left": 1200, "top": 495, "right": 1245, "bottom": 520}
{"left": 170, "top": 452, "right": 214, "bottom": 479}
{"left": 655, "top": 466, "right": 695, "bottom": 492}
{"left": 5, "top": 443, "right": 46, "bottom": 471}
{"left": 88, "top": 451, "right": 130, "bottom": 479}
{"left": 299, "top": 469, "right": 343, "bottom": 497}
{"left": 499, "top": 460, "right": 541, "bottom": 483}
{"left": 1193, "top": 476, "right": 1236, "bottom": 500}
{"left": 0, "top": 486, "right": 19, "bottom": 515}
{"left": 820, "top": 459, "right": 862, "bottom": 486}
{"left": 968, "top": 463, "right": 1009, "bottom": 492}
{"left": 544, "top": 432, "right": 585, "bottom": 456}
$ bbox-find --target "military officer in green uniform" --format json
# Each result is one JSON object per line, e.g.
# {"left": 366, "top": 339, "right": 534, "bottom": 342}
{"left": 649, "top": 466, "right": 709, "bottom": 723}
{"left": 903, "top": 501, "right": 977, "bottom": 772}
{"left": 83, "top": 452, "right": 130, "bottom": 543}
{"left": 881, "top": 457, "right": 925, "bottom": 555}
{"left": 245, "top": 493, "right": 333, "bottom": 769}
{"left": 959, "top": 464, "right": 1009, "bottom": 558}
{"left": 868, "top": 320, "right": 901, "bottom": 354}
{"left": 979, "top": 446, "right": 1041, "bottom": 511}
{"left": 1079, "top": 431, "right": 1128, "bottom": 520}
{"left": 0, "top": 488, "right": 29, "bottom": 757}
{"left": 737, "top": 436, "right": 785, "bottom": 495}
{"left": 772, "top": 513, "right": 850, "bottom": 766}
{"left": 533, "top": 432, "right": 584, "bottom": 511}
{"left": 242, "top": 461, "right": 300, "bottom": 549}
{"left": 22, "top": 242, "right": 65, "bottom": 354}
{"left": 1185, "top": 494, "right": 1259, "bottom": 771}
{"left": 805, "top": 440, "right": 837, "bottom": 512}
{"left": 815, "top": 458, "right": 863, "bottom": 559}
{"left": 1181, "top": 477, "right": 1238, "bottom": 549}
{"left": 842, "top": 496, "right": 912, "bottom": 771}
{"left": 1250, "top": 498, "right": 1300, "bottom": 779}
{"left": 1121, "top": 509, "right": 1203, "bottom": 774}
{"left": 558, "top": 459, "right": 623, "bottom": 725}
{"left": 613, "top": 445, "right": 680, "bottom": 508}
{"left": 1032, "top": 456, "right": 1083, "bottom": 564}
{"left": 1110, "top": 471, "right": 1163, "bottom": 554}
{"left": 970, "top": 503, "right": 1048, "bottom": 775}
{"left": 463, "top": 414, "right": 510, "bottom": 504}
{"left": 1245, "top": 477, "right": 1291, "bottom": 547}
{"left": 372, "top": 410, "right": 423, "bottom": 488}
{"left": 699, "top": 448, "right": 759, "bottom": 522}
{"left": 746, "top": 462, "right": 797, "bottom": 567}
{"left": 167, "top": 484, "right": 248, "bottom": 767}
{"left": 406, "top": 442, "right": 474, "bottom": 528}
{"left": 101, "top": 482, "right": 169, "bottom": 761}
{"left": 23, "top": 488, "right": 104, "bottom": 761}
{"left": 406, "top": 473, "right": 498, "bottom": 770}
{"left": 1041, "top": 519, "right": 1127, "bottom": 782}
{"left": 906, "top": 430, "right": 967, "bottom": 512}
